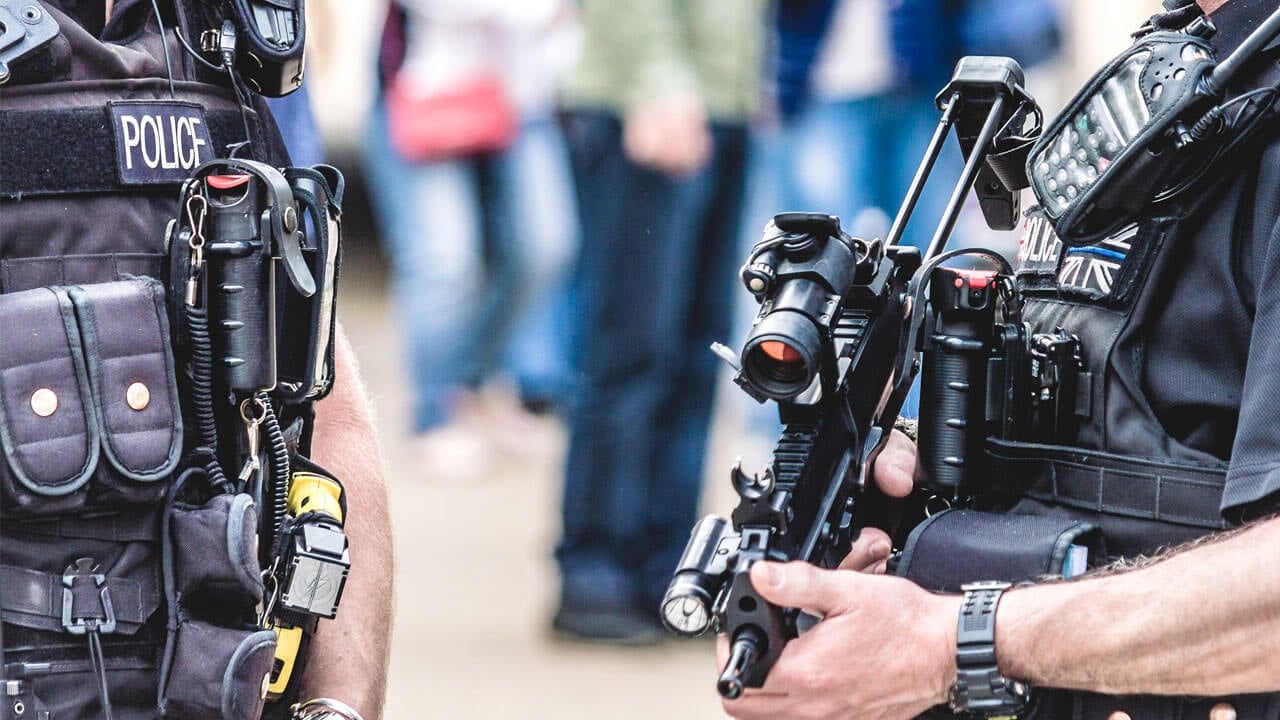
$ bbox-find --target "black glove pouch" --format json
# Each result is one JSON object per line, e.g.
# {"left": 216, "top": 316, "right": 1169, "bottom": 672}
{"left": 162, "top": 620, "right": 278, "bottom": 720}
{"left": 891, "top": 509, "right": 1104, "bottom": 592}
{"left": 169, "top": 492, "right": 265, "bottom": 609}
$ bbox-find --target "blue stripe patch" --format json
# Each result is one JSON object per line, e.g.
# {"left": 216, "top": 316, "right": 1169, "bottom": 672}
{"left": 1066, "top": 246, "right": 1127, "bottom": 261}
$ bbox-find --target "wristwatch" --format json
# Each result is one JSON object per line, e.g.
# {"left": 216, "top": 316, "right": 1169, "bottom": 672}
{"left": 292, "top": 698, "right": 366, "bottom": 720}
{"left": 948, "top": 582, "right": 1031, "bottom": 718}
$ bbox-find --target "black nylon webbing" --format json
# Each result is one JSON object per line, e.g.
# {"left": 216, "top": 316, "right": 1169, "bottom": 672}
{"left": 0, "top": 564, "right": 154, "bottom": 631}
{"left": 5, "top": 512, "right": 157, "bottom": 543}
{"left": 986, "top": 437, "right": 1230, "bottom": 529}
{"left": 0, "top": 108, "right": 248, "bottom": 198}
{"left": 0, "top": 254, "right": 165, "bottom": 294}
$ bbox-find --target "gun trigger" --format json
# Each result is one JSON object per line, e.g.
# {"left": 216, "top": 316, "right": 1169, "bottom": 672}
{"left": 855, "top": 426, "right": 886, "bottom": 491}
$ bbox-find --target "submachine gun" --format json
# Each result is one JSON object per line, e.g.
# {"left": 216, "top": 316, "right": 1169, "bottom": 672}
{"left": 658, "top": 57, "right": 1043, "bottom": 698}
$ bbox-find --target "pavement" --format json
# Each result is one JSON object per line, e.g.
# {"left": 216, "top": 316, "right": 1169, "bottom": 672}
{"left": 336, "top": 249, "right": 745, "bottom": 719}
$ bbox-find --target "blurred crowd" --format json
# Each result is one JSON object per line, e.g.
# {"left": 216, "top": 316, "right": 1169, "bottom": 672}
{"left": 275, "top": 0, "right": 1066, "bottom": 647}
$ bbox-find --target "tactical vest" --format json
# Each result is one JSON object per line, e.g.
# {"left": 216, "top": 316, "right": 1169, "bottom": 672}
{"left": 0, "top": 1, "right": 344, "bottom": 718}
{"left": 977, "top": 152, "right": 1280, "bottom": 717}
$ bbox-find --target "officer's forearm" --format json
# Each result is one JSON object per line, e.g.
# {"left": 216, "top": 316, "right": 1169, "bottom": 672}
{"left": 300, "top": 324, "right": 395, "bottom": 718}
{"left": 996, "top": 516, "right": 1280, "bottom": 696}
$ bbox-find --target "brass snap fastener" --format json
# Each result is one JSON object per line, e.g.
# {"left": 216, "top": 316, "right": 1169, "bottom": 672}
{"left": 126, "top": 382, "right": 151, "bottom": 411}
{"left": 1107, "top": 712, "right": 1132, "bottom": 720}
{"left": 30, "top": 388, "right": 58, "bottom": 417}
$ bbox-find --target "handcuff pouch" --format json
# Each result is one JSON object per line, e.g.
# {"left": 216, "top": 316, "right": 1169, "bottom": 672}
{"left": 891, "top": 508, "right": 1104, "bottom": 592}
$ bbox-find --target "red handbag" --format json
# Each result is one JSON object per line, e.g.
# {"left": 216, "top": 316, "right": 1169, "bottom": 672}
{"left": 385, "top": 73, "right": 519, "bottom": 161}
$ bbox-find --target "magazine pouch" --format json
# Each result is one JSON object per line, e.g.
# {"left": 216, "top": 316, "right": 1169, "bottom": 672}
{"left": 170, "top": 492, "right": 264, "bottom": 609}
{"left": 0, "top": 278, "right": 181, "bottom": 516}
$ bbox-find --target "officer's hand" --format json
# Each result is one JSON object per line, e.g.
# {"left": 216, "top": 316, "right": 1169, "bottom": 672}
{"left": 717, "top": 562, "right": 960, "bottom": 720}
{"left": 873, "top": 428, "right": 917, "bottom": 499}
{"left": 833, "top": 428, "right": 917, "bottom": 573}
{"left": 838, "top": 526, "right": 893, "bottom": 574}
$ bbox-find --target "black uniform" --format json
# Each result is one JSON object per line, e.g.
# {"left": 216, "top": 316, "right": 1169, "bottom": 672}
{"left": 989, "top": 2, "right": 1280, "bottom": 715}
{"left": 0, "top": 1, "right": 334, "bottom": 717}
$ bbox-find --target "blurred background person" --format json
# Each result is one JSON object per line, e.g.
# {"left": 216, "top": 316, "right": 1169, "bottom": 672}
{"left": 728, "top": 0, "right": 1063, "bottom": 447}
{"left": 767, "top": 0, "right": 1062, "bottom": 250}
{"left": 284, "top": 0, "right": 1155, "bottom": 715}
{"left": 363, "top": 0, "right": 581, "bottom": 481}
{"left": 552, "top": 0, "right": 768, "bottom": 645}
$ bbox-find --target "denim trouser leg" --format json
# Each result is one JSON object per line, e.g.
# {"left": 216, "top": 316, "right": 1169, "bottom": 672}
{"left": 492, "top": 116, "right": 580, "bottom": 404}
{"left": 363, "top": 100, "right": 489, "bottom": 432}
{"left": 557, "top": 112, "right": 748, "bottom": 609}
{"left": 640, "top": 127, "right": 750, "bottom": 606}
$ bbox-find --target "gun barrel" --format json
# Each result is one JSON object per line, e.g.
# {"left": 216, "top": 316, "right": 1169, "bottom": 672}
{"left": 718, "top": 627, "right": 765, "bottom": 699}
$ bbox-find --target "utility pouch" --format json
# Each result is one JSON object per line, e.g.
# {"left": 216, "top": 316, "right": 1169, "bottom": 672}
{"left": 891, "top": 509, "right": 1104, "bottom": 592}
{"left": 226, "top": 0, "right": 306, "bottom": 98}
{"left": 277, "top": 165, "right": 343, "bottom": 403}
{"left": 162, "top": 620, "right": 277, "bottom": 720}
{"left": 170, "top": 492, "right": 264, "bottom": 609}
{"left": 0, "top": 278, "right": 181, "bottom": 516}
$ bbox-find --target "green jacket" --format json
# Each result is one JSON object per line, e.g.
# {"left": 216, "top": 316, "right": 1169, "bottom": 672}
{"left": 561, "top": 0, "right": 766, "bottom": 123}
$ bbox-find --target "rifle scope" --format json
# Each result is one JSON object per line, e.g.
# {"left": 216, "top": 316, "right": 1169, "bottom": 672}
{"left": 735, "top": 213, "right": 862, "bottom": 403}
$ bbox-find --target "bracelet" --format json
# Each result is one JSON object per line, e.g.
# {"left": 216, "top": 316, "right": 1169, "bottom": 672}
{"left": 892, "top": 416, "right": 918, "bottom": 443}
{"left": 292, "top": 698, "right": 366, "bottom": 720}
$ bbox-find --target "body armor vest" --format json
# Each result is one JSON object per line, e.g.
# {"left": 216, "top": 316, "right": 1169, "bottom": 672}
{"left": 0, "top": 1, "right": 340, "bottom": 718}
{"left": 983, "top": 150, "right": 1280, "bottom": 717}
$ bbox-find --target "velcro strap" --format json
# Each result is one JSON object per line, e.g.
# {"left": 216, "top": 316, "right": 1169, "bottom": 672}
{"left": 986, "top": 437, "right": 1229, "bottom": 529}
{"left": 987, "top": 137, "right": 1034, "bottom": 192}
{"left": 0, "top": 253, "right": 165, "bottom": 295}
{"left": 6, "top": 510, "right": 158, "bottom": 543}
{"left": 0, "top": 107, "right": 247, "bottom": 198}
{"left": 0, "top": 565, "right": 154, "bottom": 633}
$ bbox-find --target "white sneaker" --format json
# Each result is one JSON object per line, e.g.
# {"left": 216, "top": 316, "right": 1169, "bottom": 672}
{"left": 411, "top": 421, "right": 493, "bottom": 484}
{"left": 464, "top": 383, "right": 567, "bottom": 463}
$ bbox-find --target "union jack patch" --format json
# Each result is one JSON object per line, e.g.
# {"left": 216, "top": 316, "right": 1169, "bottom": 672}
{"left": 1058, "top": 224, "right": 1138, "bottom": 300}
{"left": 1016, "top": 206, "right": 1147, "bottom": 304}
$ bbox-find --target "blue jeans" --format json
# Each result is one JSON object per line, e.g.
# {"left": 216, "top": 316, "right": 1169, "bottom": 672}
{"left": 778, "top": 90, "right": 965, "bottom": 253}
{"left": 363, "top": 103, "right": 579, "bottom": 431}
{"left": 555, "top": 111, "right": 749, "bottom": 610}
{"left": 266, "top": 85, "right": 325, "bottom": 168}
{"left": 763, "top": 89, "right": 961, "bottom": 417}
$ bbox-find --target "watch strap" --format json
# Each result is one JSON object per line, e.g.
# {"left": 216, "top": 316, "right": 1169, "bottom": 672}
{"left": 949, "top": 582, "right": 1030, "bottom": 717}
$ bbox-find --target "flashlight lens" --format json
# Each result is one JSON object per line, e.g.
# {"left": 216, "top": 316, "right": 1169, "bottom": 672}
{"left": 662, "top": 595, "right": 712, "bottom": 636}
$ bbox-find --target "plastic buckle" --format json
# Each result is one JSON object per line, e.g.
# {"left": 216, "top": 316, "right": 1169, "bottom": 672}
{"left": 61, "top": 558, "right": 117, "bottom": 636}
{"left": 0, "top": 1, "right": 60, "bottom": 85}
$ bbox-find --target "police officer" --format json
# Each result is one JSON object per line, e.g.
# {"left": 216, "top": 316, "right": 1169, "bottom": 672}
{"left": 0, "top": 0, "right": 392, "bottom": 717}
{"left": 719, "top": 0, "right": 1280, "bottom": 718}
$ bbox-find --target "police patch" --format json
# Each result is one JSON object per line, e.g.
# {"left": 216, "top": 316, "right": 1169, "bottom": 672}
{"left": 108, "top": 102, "right": 214, "bottom": 185}
{"left": 1015, "top": 206, "right": 1063, "bottom": 293}
{"left": 1017, "top": 206, "right": 1144, "bottom": 303}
